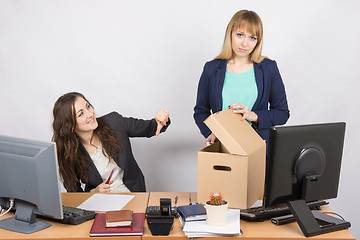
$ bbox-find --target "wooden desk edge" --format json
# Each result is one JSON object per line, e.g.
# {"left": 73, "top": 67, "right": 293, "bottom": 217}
{"left": 0, "top": 192, "right": 356, "bottom": 240}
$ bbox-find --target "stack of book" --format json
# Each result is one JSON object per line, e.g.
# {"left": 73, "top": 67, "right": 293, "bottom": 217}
{"left": 89, "top": 210, "right": 145, "bottom": 237}
{"left": 182, "top": 209, "right": 242, "bottom": 238}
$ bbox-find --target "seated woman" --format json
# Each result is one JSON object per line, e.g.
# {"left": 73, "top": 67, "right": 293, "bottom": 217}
{"left": 52, "top": 92, "right": 170, "bottom": 193}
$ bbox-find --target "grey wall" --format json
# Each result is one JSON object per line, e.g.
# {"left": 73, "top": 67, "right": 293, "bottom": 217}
{"left": 1, "top": 0, "right": 359, "bottom": 238}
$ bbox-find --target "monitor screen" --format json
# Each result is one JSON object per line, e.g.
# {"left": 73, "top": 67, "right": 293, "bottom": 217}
{"left": 263, "top": 122, "right": 350, "bottom": 237}
{"left": 0, "top": 135, "right": 63, "bottom": 234}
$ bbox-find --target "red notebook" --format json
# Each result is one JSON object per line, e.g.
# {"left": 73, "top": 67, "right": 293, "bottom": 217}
{"left": 89, "top": 213, "right": 145, "bottom": 236}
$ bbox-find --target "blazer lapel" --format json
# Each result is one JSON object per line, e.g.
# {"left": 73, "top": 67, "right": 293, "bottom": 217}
{"left": 80, "top": 144, "right": 103, "bottom": 183}
{"left": 253, "top": 62, "right": 264, "bottom": 110}
{"left": 214, "top": 59, "right": 227, "bottom": 112}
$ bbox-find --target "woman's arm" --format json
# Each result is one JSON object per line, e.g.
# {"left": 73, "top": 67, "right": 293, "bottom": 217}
{"left": 194, "top": 62, "right": 213, "bottom": 138}
{"left": 109, "top": 111, "right": 170, "bottom": 138}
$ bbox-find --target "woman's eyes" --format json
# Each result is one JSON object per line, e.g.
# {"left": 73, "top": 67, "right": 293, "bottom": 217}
{"left": 236, "top": 33, "right": 257, "bottom": 41}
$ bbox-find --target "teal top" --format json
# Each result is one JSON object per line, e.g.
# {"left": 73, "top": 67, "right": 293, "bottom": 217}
{"left": 222, "top": 68, "right": 258, "bottom": 111}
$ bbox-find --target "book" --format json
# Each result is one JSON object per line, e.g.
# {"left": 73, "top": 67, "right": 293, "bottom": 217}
{"left": 105, "top": 210, "right": 133, "bottom": 227}
{"left": 177, "top": 204, "right": 207, "bottom": 222}
{"left": 89, "top": 212, "right": 145, "bottom": 236}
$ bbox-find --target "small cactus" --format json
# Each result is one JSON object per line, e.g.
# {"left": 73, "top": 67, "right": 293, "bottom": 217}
{"left": 209, "top": 192, "right": 224, "bottom": 205}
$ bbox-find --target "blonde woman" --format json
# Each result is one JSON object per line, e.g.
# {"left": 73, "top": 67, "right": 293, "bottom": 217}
{"left": 194, "top": 10, "right": 289, "bottom": 148}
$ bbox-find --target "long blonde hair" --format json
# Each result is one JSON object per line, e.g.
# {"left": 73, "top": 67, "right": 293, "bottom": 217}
{"left": 215, "top": 10, "right": 265, "bottom": 63}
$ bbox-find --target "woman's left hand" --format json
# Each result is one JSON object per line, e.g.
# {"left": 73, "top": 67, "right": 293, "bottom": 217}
{"left": 229, "top": 103, "right": 258, "bottom": 122}
{"left": 155, "top": 108, "right": 170, "bottom": 136}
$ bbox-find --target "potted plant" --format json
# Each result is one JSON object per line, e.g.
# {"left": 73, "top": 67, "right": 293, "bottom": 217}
{"left": 205, "top": 192, "right": 228, "bottom": 226}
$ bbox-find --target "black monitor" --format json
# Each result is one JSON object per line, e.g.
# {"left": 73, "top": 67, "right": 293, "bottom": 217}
{"left": 263, "top": 122, "right": 351, "bottom": 237}
{"left": 0, "top": 135, "right": 63, "bottom": 234}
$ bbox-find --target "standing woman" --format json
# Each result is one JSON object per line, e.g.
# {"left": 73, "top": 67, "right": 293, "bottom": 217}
{"left": 52, "top": 92, "right": 170, "bottom": 193}
{"left": 194, "top": 10, "right": 289, "bottom": 147}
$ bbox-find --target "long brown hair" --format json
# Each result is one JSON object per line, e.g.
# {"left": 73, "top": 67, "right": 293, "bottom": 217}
{"left": 52, "top": 92, "right": 121, "bottom": 191}
{"left": 215, "top": 10, "right": 265, "bottom": 63}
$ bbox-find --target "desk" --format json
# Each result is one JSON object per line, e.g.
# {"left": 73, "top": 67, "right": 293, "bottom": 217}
{"left": 143, "top": 192, "right": 355, "bottom": 240}
{"left": 0, "top": 192, "right": 355, "bottom": 240}
{"left": 0, "top": 192, "right": 149, "bottom": 240}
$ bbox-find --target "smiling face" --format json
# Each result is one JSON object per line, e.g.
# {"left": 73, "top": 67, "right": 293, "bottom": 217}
{"left": 231, "top": 29, "right": 258, "bottom": 60}
{"left": 73, "top": 97, "right": 98, "bottom": 135}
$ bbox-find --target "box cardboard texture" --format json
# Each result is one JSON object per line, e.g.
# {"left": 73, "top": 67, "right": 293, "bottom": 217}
{"left": 197, "top": 109, "right": 266, "bottom": 209}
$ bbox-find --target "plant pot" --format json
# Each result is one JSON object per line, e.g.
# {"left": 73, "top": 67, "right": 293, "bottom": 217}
{"left": 205, "top": 201, "right": 228, "bottom": 226}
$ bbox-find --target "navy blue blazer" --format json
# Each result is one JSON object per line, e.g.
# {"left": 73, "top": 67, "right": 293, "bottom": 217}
{"left": 194, "top": 58, "right": 289, "bottom": 145}
{"left": 73, "top": 112, "right": 170, "bottom": 192}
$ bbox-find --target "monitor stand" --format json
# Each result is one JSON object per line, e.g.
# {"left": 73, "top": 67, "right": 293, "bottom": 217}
{"left": 0, "top": 203, "right": 51, "bottom": 234}
{"left": 287, "top": 199, "right": 351, "bottom": 237}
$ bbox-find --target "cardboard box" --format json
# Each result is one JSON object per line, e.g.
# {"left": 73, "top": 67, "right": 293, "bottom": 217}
{"left": 197, "top": 109, "right": 266, "bottom": 209}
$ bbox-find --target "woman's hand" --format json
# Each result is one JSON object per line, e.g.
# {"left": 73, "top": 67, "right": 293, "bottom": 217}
{"left": 90, "top": 180, "right": 113, "bottom": 193}
{"left": 229, "top": 103, "right": 258, "bottom": 122}
{"left": 155, "top": 108, "right": 170, "bottom": 136}
{"left": 204, "top": 133, "right": 216, "bottom": 148}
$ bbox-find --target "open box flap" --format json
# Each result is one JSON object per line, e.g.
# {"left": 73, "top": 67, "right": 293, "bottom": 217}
{"left": 204, "top": 109, "right": 265, "bottom": 156}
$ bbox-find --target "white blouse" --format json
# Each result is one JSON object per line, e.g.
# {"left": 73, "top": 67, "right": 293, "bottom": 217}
{"left": 89, "top": 144, "right": 130, "bottom": 193}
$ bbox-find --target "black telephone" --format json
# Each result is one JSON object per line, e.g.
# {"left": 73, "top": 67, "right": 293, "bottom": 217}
{"left": 146, "top": 198, "right": 178, "bottom": 217}
{"left": 146, "top": 198, "right": 176, "bottom": 236}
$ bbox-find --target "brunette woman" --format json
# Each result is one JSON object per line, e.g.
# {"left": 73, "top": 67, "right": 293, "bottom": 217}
{"left": 52, "top": 92, "right": 170, "bottom": 192}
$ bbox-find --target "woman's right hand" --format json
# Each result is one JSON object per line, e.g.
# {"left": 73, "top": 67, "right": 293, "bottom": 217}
{"left": 90, "top": 180, "right": 113, "bottom": 193}
{"left": 155, "top": 108, "right": 170, "bottom": 136}
{"left": 203, "top": 133, "right": 216, "bottom": 148}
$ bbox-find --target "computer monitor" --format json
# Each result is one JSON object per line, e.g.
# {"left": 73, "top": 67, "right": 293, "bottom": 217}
{"left": 0, "top": 135, "right": 63, "bottom": 234}
{"left": 263, "top": 122, "right": 351, "bottom": 237}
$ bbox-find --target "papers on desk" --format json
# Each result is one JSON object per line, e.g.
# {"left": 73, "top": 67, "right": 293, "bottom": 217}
{"left": 182, "top": 209, "right": 241, "bottom": 238}
{"left": 251, "top": 199, "right": 263, "bottom": 208}
{"left": 77, "top": 194, "right": 135, "bottom": 212}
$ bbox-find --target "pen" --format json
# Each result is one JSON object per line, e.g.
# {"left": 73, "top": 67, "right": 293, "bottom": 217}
{"left": 105, "top": 169, "right": 114, "bottom": 184}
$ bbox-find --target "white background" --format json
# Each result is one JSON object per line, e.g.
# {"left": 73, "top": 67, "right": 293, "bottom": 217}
{"left": 1, "top": 0, "right": 359, "bottom": 238}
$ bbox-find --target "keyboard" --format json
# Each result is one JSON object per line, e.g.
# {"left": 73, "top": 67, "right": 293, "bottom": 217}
{"left": 240, "top": 200, "right": 328, "bottom": 221}
{"left": 42, "top": 206, "right": 97, "bottom": 225}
